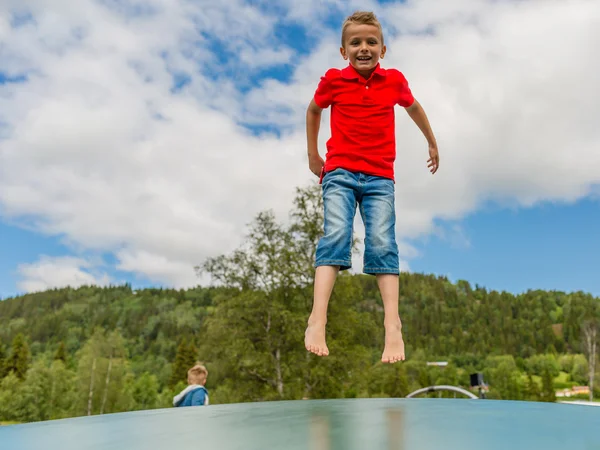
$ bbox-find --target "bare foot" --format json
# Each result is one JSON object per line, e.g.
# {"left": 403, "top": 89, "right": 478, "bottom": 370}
{"left": 305, "top": 321, "right": 329, "bottom": 356}
{"left": 382, "top": 322, "right": 405, "bottom": 363}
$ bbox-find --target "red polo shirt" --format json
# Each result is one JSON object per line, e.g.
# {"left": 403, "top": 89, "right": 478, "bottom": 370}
{"left": 313, "top": 63, "right": 414, "bottom": 181}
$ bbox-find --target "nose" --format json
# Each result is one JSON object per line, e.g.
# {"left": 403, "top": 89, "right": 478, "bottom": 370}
{"left": 359, "top": 42, "right": 369, "bottom": 52}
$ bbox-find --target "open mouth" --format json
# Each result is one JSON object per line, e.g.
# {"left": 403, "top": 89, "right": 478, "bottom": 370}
{"left": 356, "top": 56, "right": 372, "bottom": 62}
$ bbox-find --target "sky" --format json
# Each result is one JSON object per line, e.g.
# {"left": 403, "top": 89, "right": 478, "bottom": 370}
{"left": 0, "top": 0, "right": 599, "bottom": 300}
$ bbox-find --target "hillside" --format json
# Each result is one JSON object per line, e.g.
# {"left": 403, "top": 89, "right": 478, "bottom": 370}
{"left": 0, "top": 273, "right": 598, "bottom": 423}
{"left": 0, "top": 275, "right": 596, "bottom": 364}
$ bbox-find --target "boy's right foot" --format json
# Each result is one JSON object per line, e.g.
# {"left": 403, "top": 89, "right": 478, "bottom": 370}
{"left": 305, "top": 321, "right": 329, "bottom": 356}
{"left": 382, "top": 321, "right": 405, "bottom": 364}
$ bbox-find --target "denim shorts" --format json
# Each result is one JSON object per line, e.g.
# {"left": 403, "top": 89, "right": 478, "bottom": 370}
{"left": 315, "top": 168, "right": 399, "bottom": 275}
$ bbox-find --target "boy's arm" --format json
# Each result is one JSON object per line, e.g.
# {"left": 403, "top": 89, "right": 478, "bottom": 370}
{"left": 405, "top": 100, "right": 439, "bottom": 174}
{"left": 306, "top": 99, "right": 325, "bottom": 177}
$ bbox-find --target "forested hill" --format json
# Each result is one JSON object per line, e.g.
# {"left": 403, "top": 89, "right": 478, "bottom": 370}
{"left": 0, "top": 272, "right": 598, "bottom": 425}
{"left": 0, "top": 275, "right": 598, "bottom": 366}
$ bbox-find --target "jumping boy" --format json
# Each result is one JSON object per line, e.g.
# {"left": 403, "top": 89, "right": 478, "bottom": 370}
{"left": 304, "top": 11, "right": 439, "bottom": 364}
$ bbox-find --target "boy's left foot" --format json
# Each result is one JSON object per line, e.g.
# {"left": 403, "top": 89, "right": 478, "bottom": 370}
{"left": 382, "top": 322, "right": 405, "bottom": 363}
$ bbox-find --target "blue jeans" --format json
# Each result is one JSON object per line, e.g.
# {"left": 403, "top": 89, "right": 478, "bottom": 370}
{"left": 315, "top": 168, "right": 399, "bottom": 274}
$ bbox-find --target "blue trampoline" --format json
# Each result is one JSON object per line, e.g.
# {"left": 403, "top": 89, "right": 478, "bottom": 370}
{"left": 1, "top": 397, "right": 599, "bottom": 450}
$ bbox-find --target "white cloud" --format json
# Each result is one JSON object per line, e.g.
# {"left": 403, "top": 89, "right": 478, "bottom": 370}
{"left": 16, "top": 256, "right": 111, "bottom": 293}
{"left": 1, "top": 0, "right": 599, "bottom": 290}
{"left": 399, "top": 260, "right": 411, "bottom": 273}
{"left": 116, "top": 249, "right": 197, "bottom": 287}
{"left": 383, "top": 0, "right": 600, "bottom": 234}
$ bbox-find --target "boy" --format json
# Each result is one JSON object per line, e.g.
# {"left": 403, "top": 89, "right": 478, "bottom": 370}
{"left": 304, "top": 11, "right": 439, "bottom": 364}
{"left": 173, "top": 364, "right": 210, "bottom": 407}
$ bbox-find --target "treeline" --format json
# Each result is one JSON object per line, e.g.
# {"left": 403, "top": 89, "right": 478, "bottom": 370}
{"left": 0, "top": 186, "right": 598, "bottom": 423}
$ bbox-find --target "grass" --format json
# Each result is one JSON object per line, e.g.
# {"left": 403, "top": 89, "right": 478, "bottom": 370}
{"left": 555, "top": 371, "right": 571, "bottom": 384}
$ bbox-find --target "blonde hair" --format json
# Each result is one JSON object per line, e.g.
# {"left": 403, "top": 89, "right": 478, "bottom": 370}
{"left": 188, "top": 364, "right": 208, "bottom": 384}
{"left": 341, "top": 11, "right": 384, "bottom": 46}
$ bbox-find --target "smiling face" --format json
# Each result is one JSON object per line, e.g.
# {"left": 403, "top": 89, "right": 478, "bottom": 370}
{"left": 340, "top": 23, "right": 386, "bottom": 78}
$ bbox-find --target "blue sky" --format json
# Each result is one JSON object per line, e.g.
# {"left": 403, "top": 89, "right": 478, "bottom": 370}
{"left": 410, "top": 198, "right": 600, "bottom": 296}
{"left": 2, "top": 198, "right": 598, "bottom": 298}
{"left": 1, "top": 0, "right": 599, "bottom": 299}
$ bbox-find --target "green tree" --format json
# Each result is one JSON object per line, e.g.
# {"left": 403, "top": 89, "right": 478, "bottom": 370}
{"left": 197, "top": 186, "right": 371, "bottom": 402}
{"left": 48, "top": 360, "right": 77, "bottom": 419}
{"left": 435, "top": 365, "right": 459, "bottom": 397}
{"left": 540, "top": 367, "right": 556, "bottom": 402}
{"left": 6, "top": 333, "right": 30, "bottom": 380}
{"left": 582, "top": 319, "right": 598, "bottom": 401}
{"left": 54, "top": 341, "right": 67, "bottom": 364}
{"left": 287, "top": 185, "right": 325, "bottom": 289}
{"left": 367, "top": 362, "right": 410, "bottom": 399}
{"left": 0, "top": 372, "right": 21, "bottom": 422}
{"left": 75, "top": 328, "right": 133, "bottom": 416}
{"left": 99, "top": 330, "right": 131, "bottom": 414}
{"left": 13, "top": 360, "right": 52, "bottom": 422}
{"left": 524, "top": 374, "right": 541, "bottom": 402}
{"left": 169, "top": 339, "right": 198, "bottom": 387}
{"left": 0, "top": 358, "right": 76, "bottom": 423}
{"left": 571, "top": 354, "right": 589, "bottom": 385}
{"left": 484, "top": 356, "right": 523, "bottom": 400}
{"left": 0, "top": 344, "right": 7, "bottom": 379}
{"left": 132, "top": 372, "right": 159, "bottom": 410}
{"left": 526, "top": 354, "right": 560, "bottom": 378}
{"left": 198, "top": 209, "right": 306, "bottom": 400}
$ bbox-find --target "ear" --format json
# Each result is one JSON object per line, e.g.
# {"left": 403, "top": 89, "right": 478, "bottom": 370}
{"left": 380, "top": 45, "right": 387, "bottom": 59}
{"left": 340, "top": 47, "right": 348, "bottom": 60}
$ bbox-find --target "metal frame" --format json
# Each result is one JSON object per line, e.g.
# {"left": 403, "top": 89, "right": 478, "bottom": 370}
{"left": 406, "top": 385, "right": 479, "bottom": 399}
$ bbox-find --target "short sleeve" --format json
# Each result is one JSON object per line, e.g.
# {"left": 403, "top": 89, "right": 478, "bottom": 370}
{"left": 394, "top": 71, "right": 415, "bottom": 107}
{"left": 313, "top": 70, "right": 336, "bottom": 108}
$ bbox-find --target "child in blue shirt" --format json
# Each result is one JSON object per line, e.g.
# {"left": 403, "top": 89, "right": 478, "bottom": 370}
{"left": 173, "top": 364, "right": 209, "bottom": 407}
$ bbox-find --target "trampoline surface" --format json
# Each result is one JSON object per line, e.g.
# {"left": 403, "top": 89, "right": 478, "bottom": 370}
{"left": 1, "top": 398, "right": 599, "bottom": 450}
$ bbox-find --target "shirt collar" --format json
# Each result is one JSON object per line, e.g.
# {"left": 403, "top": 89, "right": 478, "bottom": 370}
{"left": 341, "top": 63, "right": 387, "bottom": 80}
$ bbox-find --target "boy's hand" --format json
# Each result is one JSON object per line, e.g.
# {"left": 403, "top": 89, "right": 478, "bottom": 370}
{"left": 309, "top": 154, "right": 325, "bottom": 177}
{"left": 427, "top": 145, "right": 439, "bottom": 174}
